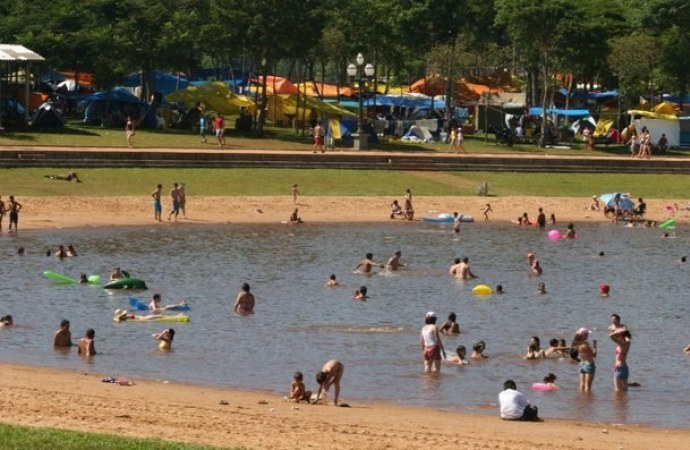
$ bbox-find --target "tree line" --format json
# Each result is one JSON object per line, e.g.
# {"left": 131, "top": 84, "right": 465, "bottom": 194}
{"left": 1, "top": 0, "right": 689, "bottom": 125}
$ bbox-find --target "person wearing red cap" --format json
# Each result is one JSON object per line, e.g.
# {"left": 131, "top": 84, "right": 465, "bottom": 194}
{"left": 600, "top": 284, "right": 610, "bottom": 298}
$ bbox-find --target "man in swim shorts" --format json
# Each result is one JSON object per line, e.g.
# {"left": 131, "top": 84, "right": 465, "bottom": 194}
{"left": 316, "top": 359, "right": 344, "bottom": 406}
{"left": 354, "top": 253, "right": 384, "bottom": 273}
{"left": 168, "top": 183, "right": 180, "bottom": 221}
{"left": 151, "top": 184, "right": 162, "bottom": 221}
{"left": 7, "top": 195, "right": 22, "bottom": 233}
{"left": 386, "top": 250, "right": 405, "bottom": 271}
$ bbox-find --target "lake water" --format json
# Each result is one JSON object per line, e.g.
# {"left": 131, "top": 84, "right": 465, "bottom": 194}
{"left": 1, "top": 221, "right": 689, "bottom": 428}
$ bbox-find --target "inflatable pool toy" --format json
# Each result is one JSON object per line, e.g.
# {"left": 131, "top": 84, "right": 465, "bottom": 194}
{"left": 547, "top": 230, "right": 563, "bottom": 239}
{"left": 439, "top": 213, "right": 453, "bottom": 219}
{"left": 422, "top": 214, "right": 475, "bottom": 223}
{"left": 128, "top": 297, "right": 190, "bottom": 311}
{"left": 103, "top": 278, "right": 148, "bottom": 290}
{"left": 44, "top": 271, "right": 100, "bottom": 284}
{"left": 532, "top": 383, "right": 558, "bottom": 391}
{"left": 472, "top": 284, "right": 493, "bottom": 295}
{"left": 659, "top": 219, "right": 676, "bottom": 229}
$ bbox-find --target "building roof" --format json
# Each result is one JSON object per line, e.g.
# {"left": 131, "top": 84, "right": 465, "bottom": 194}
{"left": 0, "top": 45, "right": 45, "bottom": 62}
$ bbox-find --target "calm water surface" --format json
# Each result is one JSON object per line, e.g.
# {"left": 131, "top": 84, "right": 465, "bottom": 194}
{"left": 1, "top": 221, "right": 689, "bottom": 428}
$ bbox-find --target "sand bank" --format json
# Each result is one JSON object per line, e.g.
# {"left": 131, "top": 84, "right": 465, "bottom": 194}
{"left": 10, "top": 195, "right": 685, "bottom": 231}
{"left": 1, "top": 363, "right": 689, "bottom": 450}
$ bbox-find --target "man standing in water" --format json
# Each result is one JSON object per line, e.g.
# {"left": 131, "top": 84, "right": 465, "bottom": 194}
{"left": 233, "top": 283, "right": 255, "bottom": 315}
{"left": 354, "top": 253, "right": 385, "bottom": 273}
{"left": 53, "top": 319, "right": 72, "bottom": 348}
{"left": 451, "top": 257, "right": 477, "bottom": 280}
{"left": 168, "top": 182, "right": 180, "bottom": 221}
{"left": 536, "top": 207, "right": 546, "bottom": 230}
{"left": 151, "top": 184, "right": 162, "bottom": 221}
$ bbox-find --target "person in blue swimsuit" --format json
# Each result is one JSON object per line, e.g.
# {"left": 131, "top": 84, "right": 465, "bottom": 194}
{"left": 151, "top": 184, "right": 162, "bottom": 221}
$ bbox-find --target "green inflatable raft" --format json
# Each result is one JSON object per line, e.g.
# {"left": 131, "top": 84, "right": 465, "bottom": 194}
{"left": 103, "top": 277, "right": 148, "bottom": 290}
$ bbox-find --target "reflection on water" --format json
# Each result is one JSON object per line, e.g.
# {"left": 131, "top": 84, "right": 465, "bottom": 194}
{"left": 1, "top": 221, "right": 690, "bottom": 428}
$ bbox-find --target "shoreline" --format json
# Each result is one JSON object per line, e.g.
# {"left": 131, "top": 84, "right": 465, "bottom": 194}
{"left": 2, "top": 361, "right": 690, "bottom": 450}
{"left": 7, "top": 195, "right": 685, "bottom": 233}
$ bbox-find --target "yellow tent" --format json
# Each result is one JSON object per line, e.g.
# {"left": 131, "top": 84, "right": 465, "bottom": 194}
{"left": 593, "top": 119, "right": 614, "bottom": 137}
{"left": 265, "top": 94, "right": 356, "bottom": 124}
{"left": 166, "top": 82, "right": 255, "bottom": 114}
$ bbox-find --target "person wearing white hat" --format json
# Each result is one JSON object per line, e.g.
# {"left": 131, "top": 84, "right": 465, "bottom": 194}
{"left": 572, "top": 327, "right": 597, "bottom": 391}
{"left": 420, "top": 312, "right": 446, "bottom": 374}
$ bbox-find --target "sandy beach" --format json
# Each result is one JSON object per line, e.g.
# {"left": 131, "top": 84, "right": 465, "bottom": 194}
{"left": 11, "top": 194, "right": 686, "bottom": 231}
{"left": 2, "top": 194, "right": 688, "bottom": 449}
{"left": 1, "top": 363, "right": 688, "bottom": 450}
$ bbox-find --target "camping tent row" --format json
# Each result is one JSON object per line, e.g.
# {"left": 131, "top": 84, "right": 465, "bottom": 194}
{"left": 627, "top": 101, "right": 690, "bottom": 148}
{"left": 362, "top": 94, "right": 445, "bottom": 109}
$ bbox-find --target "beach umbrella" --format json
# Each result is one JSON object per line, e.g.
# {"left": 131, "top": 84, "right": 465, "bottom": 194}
{"left": 600, "top": 193, "right": 635, "bottom": 210}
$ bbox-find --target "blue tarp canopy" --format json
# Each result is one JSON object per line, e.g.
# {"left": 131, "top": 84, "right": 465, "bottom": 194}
{"left": 557, "top": 89, "right": 619, "bottom": 100}
{"left": 189, "top": 79, "right": 244, "bottom": 88}
{"left": 122, "top": 72, "right": 189, "bottom": 96}
{"left": 529, "top": 107, "right": 591, "bottom": 117}
{"left": 78, "top": 87, "right": 143, "bottom": 103}
{"left": 362, "top": 94, "right": 444, "bottom": 109}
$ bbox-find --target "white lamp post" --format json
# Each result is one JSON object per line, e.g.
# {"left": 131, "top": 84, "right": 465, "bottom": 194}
{"left": 348, "top": 53, "right": 375, "bottom": 150}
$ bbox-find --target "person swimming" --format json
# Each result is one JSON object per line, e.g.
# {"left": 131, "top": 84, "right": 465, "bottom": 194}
{"left": 352, "top": 286, "right": 368, "bottom": 300}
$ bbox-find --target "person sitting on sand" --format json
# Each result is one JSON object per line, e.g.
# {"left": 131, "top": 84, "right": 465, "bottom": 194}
{"left": 0, "top": 315, "right": 13, "bottom": 327}
{"left": 316, "top": 359, "right": 344, "bottom": 406}
{"left": 471, "top": 340, "right": 488, "bottom": 359}
{"left": 447, "top": 345, "right": 469, "bottom": 365}
{"left": 325, "top": 274, "right": 339, "bottom": 288}
{"left": 439, "top": 312, "right": 460, "bottom": 335}
{"left": 352, "top": 286, "right": 369, "bottom": 300}
{"left": 290, "top": 371, "right": 312, "bottom": 403}
{"left": 77, "top": 328, "right": 96, "bottom": 356}
{"left": 53, "top": 319, "right": 72, "bottom": 348}
{"left": 149, "top": 293, "right": 187, "bottom": 313}
{"left": 289, "top": 208, "right": 303, "bottom": 225}
{"left": 588, "top": 196, "right": 600, "bottom": 211}
{"left": 390, "top": 200, "right": 404, "bottom": 219}
{"left": 499, "top": 380, "right": 539, "bottom": 421}
{"left": 152, "top": 328, "right": 175, "bottom": 350}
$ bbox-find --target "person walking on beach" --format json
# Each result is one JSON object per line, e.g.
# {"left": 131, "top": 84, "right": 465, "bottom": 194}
{"left": 199, "top": 114, "right": 207, "bottom": 143}
{"left": 313, "top": 120, "right": 324, "bottom": 153}
{"left": 316, "top": 359, "right": 344, "bottom": 406}
{"left": 125, "top": 116, "right": 135, "bottom": 148}
{"left": 7, "top": 195, "right": 22, "bottom": 233}
{"left": 420, "top": 312, "right": 445, "bottom": 373}
{"left": 53, "top": 319, "right": 72, "bottom": 348}
{"left": 152, "top": 184, "right": 162, "bottom": 221}
{"left": 483, "top": 203, "right": 492, "bottom": 221}
{"left": 178, "top": 182, "right": 187, "bottom": 219}
{"left": 292, "top": 184, "right": 300, "bottom": 204}
{"left": 233, "top": 283, "right": 255, "bottom": 315}
{"left": 214, "top": 113, "right": 226, "bottom": 146}
{"left": 77, "top": 328, "right": 96, "bottom": 356}
{"left": 404, "top": 189, "right": 414, "bottom": 220}
{"left": 354, "top": 253, "right": 385, "bottom": 274}
{"left": 610, "top": 328, "right": 632, "bottom": 391}
{"left": 168, "top": 182, "right": 180, "bottom": 221}
{"left": 499, "top": 380, "right": 539, "bottom": 421}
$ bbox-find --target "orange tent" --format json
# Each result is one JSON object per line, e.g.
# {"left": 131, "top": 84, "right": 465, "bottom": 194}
{"left": 251, "top": 76, "right": 298, "bottom": 95}
{"left": 59, "top": 71, "right": 95, "bottom": 87}
{"left": 298, "top": 81, "right": 351, "bottom": 98}
{"left": 409, "top": 75, "right": 446, "bottom": 96}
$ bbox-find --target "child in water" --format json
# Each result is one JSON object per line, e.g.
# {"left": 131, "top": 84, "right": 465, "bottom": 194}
{"left": 352, "top": 286, "right": 368, "bottom": 300}
{"left": 543, "top": 373, "right": 558, "bottom": 389}
{"left": 448, "top": 346, "right": 469, "bottom": 365}
{"left": 471, "top": 340, "right": 488, "bottom": 359}
{"left": 290, "top": 371, "right": 312, "bottom": 403}
{"left": 325, "top": 274, "right": 339, "bottom": 288}
{"left": 439, "top": 312, "right": 460, "bottom": 334}
{"left": 537, "top": 282, "right": 547, "bottom": 295}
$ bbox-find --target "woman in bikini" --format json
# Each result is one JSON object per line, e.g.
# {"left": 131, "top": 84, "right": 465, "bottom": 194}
{"left": 610, "top": 329, "right": 631, "bottom": 391}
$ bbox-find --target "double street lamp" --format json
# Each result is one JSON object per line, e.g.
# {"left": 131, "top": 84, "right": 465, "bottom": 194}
{"left": 347, "top": 53, "right": 375, "bottom": 150}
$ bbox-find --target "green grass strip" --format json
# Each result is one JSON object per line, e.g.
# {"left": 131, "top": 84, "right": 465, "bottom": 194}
{"left": 3, "top": 168, "right": 690, "bottom": 199}
{"left": 0, "top": 422, "right": 244, "bottom": 450}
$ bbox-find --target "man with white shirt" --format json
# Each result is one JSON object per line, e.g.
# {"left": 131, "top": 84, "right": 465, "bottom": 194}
{"left": 499, "top": 380, "right": 539, "bottom": 421}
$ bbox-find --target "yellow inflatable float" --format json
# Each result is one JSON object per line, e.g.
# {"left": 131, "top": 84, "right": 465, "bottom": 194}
{"left": 472, "top": 284, "right": 493, "bottom": 295}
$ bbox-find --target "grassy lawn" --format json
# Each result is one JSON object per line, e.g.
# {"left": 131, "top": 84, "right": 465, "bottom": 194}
{"left": 0, "top": 423, "right": 242, "bottom": 450}
{"left": 3, "top": 168, "right": 690, "bottom": 199}
{"left": 4, "top": 122, "right": 683, "bottom": 157}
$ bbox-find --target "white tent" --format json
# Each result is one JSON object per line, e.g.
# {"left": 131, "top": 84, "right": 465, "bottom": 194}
{"left": 630, "top": 117, "right": 680, "bottom": 147}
